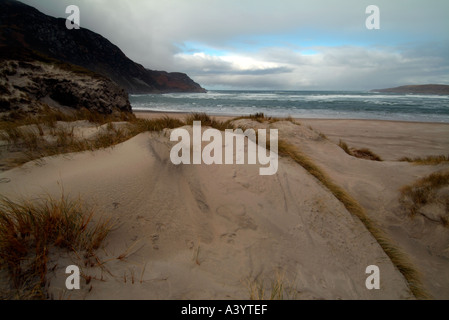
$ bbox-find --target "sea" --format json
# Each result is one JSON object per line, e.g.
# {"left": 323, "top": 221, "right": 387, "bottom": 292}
{"left": 129, "top": 90, "right": 449, "bottom": 123}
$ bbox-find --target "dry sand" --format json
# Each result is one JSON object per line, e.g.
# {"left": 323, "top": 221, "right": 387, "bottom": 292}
{"left": 299, "top": 118, "right": 449, "bottom": 161}
{"left": 1, "top": 112, "right": 448, "bottom": 299}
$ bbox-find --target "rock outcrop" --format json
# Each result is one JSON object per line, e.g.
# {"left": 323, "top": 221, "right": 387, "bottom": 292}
{"left": 0, "top": 60, "right": 131, "bottom": 115}
{"left": 0, "top": 0, "right": 206, "bottom": 94}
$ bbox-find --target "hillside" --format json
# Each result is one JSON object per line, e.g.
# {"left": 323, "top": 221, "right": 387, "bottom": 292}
{"left": 372, "top": 84, "right": 449, "bottom": 95}
{"left": 0, "top": 0, "right": 206, "bottom": 94}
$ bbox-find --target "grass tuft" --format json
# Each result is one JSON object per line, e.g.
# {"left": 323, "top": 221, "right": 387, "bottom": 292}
{"left": 399, "top": 155, "right": 449, "bottom": 165}
{"left": 0, "top": 109, "right": 152, "bottom": 169}
{"left": 351, "top": 148, "right": 383, "bottom": 161}
{"left": 338, "top": 140, "right": 352, "bottom": 155}
{"left": 131, "top": 116, "right": 185, "bottom": 133}
{"left": 0, "top": 192, "right": 112, "bottom": 299}
{"left": 185, "top": 112, "right": 235, "bottom": 131}
{"left": 400, "top": 172, "right": 449, "bottom": 223}
{"left": 318, "top": 132, "right": 328, "bottom": 140}
{"left": 338, "top": 140, "right": 382, "bottom": 161}
{"left": 246, "top": 272, "right": 298, "bottom": 300}
{"left": 248, "top": 113, "right": 274, "bottom": 123}
{"left": 233, "top": 112, "right": 284, "bottom": 124}
{"left": 0, "top": 105, "right": 135, "bottom": 130}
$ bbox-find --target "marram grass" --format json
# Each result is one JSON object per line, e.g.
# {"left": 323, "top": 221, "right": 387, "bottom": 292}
{"left": 399, "top": 155, "right": 449, "bottom": 165}
{"left": 338, "top": 139, "right": 382, "bottom": 161}
{"left": 400, "top": 171, "right": 449, "bottom": 226}
{"left": 0, "top": 192, "right": 112, "bottom": 299}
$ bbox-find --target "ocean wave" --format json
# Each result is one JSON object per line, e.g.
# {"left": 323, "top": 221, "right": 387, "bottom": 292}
{"left": 129, "top": 90, "right": 449, "bottom": 123}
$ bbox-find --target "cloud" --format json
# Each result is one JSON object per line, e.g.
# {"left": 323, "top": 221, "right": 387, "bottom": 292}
{"left": 174, "top": 52, "right": 293, "bottom": 76}
{"left": 19, "top": 0, "right": 449, "bottom": 90}
{"left": 173, "top": 43, "right": 449, "bottom": 90}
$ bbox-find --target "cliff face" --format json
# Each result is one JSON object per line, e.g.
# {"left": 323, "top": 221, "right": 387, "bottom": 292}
{"left": 0, "top": 60, "right": 131, "bottom": 115}
{"left": 0, "top": 0, "right": 206, "bottom": 94}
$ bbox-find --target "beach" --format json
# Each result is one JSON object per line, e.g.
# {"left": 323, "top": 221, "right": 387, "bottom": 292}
{"left": 136, "top": 111, "right": 449, "bottom": 160}
{"left": 1, "top": 111, "right": 448, "bottom": 299}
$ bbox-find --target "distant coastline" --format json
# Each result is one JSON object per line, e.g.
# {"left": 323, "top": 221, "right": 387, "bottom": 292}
{"left": 371, "top": 84, "right": 449, "bottom": 95}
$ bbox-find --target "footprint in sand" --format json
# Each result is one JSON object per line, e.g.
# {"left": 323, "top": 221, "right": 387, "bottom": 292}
{"left": 220, "top": 232, "right": 237, "bottom": 244}
{"left": 152, "top": 234, "right": 159, "bottom": 250}
{"left": 216, "top": 204, "right": 258, "bottom": 231}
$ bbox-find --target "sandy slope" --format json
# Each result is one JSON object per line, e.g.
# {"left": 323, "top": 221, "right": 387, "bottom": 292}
{"left": 273, "top": 119, "right": 449, "bottom": 299}
{"left": 0, "top": 123, "right": 417, "bottom": 299}
{"left": 299, "top": 119, "right": 449, "bottom": 161}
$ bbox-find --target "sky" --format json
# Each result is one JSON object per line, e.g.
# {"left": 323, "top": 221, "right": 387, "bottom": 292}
{"left": 20, "top": 0, "right": 449, "bottom": 90}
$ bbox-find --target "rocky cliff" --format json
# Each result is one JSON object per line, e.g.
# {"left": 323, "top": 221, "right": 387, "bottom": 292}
{"left": 0, "top": 0, "right": 206, "bottom": 94}
{"left": 0, "top": 60, "right": 131, "bottom": 115}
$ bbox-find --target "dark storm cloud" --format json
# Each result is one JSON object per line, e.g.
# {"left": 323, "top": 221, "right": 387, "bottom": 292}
{"left": 19, "top": 0, "right": 449, "bottom": 90}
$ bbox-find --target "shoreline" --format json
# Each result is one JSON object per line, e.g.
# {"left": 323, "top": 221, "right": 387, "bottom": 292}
{"left": 134, "top": 109, "right": 449, "bottom": 162}
{"left": 132, "top": 109, "right": 449, "bottom": 125}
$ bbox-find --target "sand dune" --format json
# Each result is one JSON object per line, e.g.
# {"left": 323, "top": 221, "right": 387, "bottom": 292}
{"left": 270, "top": 120, "right": 449, "bottom": 299}
{"left": 1, "top": 117, "right": 448, "bottom": 299}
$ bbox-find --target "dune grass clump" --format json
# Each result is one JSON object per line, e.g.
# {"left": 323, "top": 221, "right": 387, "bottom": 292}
{"left": 131, "top": 116, "right": 185, "bottom": 133}
{"left": 246, "top": 272, "right": 298, "bottom": 300}
{"left": 0, "top": 108, "right": 143, "bottom": 169}
{"left": 0, "top": 108, "right": 194, "bottom": 170}
{"left": 338, "top": 140, "right": 352, "bottom": 155}
{"left": 248, "top": 278, "right": 285, "bottom": 300}
{"left": 0, "top": 192, "right": 112, "bottom": 299}
{"left": 248, "top": 112, "right": 276, "bottom": 123}
{"left": 0, "top": 105, "right": 135, "bottom": 130}
{"left": 317, "top": 132, "right": 328, "bottom": 140}
{"left": 277, "top": 139, "right": 429, "bottom": 299}
{"left": 74, "top": 107, "right": 136, "bottom": 124}
{"left": 351, "top": 148, "right": 383, "bottom": 161}
{"left": 0, "top": 123, "right": 127, "bottom": 167}
{"left": 185, "top": 112, "right": 235, "bottom": 131}
{"left": 233, "top": 112, "right": 285, "bottom": 124}
{"left": 338, "top": 140, "right": 382, "bottom": 161}
{"left": 400, "top": 172, "right": 449, "bottom": 226}
{"left": 89, "top": 125, "right": 130, "bottom": 151}
{"left": 0, "top": 109, "right": 202, "bottom": 171}
{"left": 1, "top": 110, "right": 304, "bottom": 171}
{"left": 233, "top": 112, "right": 268, "bottom": 122}
{"left": 249, "top": 112, "right": 267, "bottom": 120}
{"left": 399, "top": 155, "right": 449, "bottom": 165}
